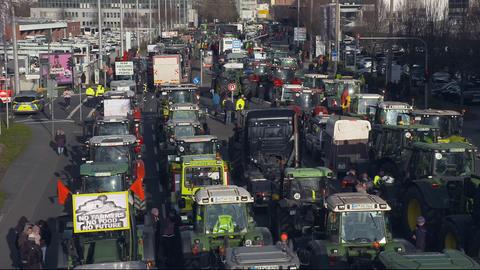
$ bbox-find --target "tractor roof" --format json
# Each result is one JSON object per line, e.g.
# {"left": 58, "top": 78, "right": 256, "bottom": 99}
{"left": 353, "top": 93, "right": 383, "bottom": 99}
{"left": 181, "top": 154, "right": 220, "bottom": 163}
{"left": 304, "top": 73, "right": 328, "bottom": 79}
{"left": 110, "top": 80, "right": 136, "bottom": 87}
{"left": 80, "top": 162, "right": 129, "bottom": 176}
{"left": 284, "top": 167, "right": 333, "bottom": 179}
{"left": 176, "top": 135, "right": 218, "bottom": 143}
{"left": 244, "top": 108, "right": 295, "bottom": 122}
{"left": 89, "top": 135, "right": 137, "bottom": 146}
{"left": 195, "top": 185, "right": 253, "bottom": 205}
{"left": 380, "top": 124, "right": 437, "bottom": 132}
{"left": 413, "top": 141, "right": 477, "bottom": 152}
{"left": 97, "top": 115, "right": 129, "bottom": 123}
{"left": 103, "top": 90, "right": 135, "bottom": 99}
{"left": 326, "top": 193, "right": 391, "bottom": 212}
{"left": 162, "top": 83, "right": 197, "bottom": 91}
{"left": 377, "top": 249, "right": 480, "bottom": 269}
{"left": 412, "top": 109, "right": 462, "bottom": 117}
{"left": 166, "top": 119, "right": 201, "bottom": 127}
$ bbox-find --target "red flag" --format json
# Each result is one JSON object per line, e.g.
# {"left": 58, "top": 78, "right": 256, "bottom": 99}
{"left": 122, "top": 50, "right": 129, "bottom": 61}
{"left": 57, "top": 179, "right": 71, "bottom": 205}
{"left": 130, "top": 178, "right": 145, "bottom": 201}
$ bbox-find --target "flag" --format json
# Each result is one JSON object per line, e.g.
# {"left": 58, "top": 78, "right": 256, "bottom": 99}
{"left": 130, "top": 178, "right": 145, "bottom": 201}
{"left": 57, "top": 179, "right": 70, "bottom": 205}
{"left": 136, "top": 160, "right": 145, "bottom": 180}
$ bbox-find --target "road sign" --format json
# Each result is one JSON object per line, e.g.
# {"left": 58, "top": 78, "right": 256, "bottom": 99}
{"left": 94, "top": 68, "right": 100, "bottom": 84}
{"left": 192, "top": 76, "right": 200, "bottom": 85}
{"left": 332, "top": 50, "right": 338, "bottom": 62}
{"left": 115, "top": 61, "right": 134, "bottom": 76}
{"left": 228, "top": 83, "right": 237, "bottom": 92}
{"left": 294, "top": 27, "right": 307, "bottom": 41}
{"left": 232, "top": 40, "right": 242, "bottom": 49}
{"left": 0, "top": 90, "right": 12, "bottom": 103}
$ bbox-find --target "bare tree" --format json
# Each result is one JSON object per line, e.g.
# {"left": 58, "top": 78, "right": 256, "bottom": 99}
{"left": 198, "top": 0, "right": 238, "bottom": 23}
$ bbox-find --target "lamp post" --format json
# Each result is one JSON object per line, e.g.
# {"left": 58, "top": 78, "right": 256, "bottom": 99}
{"left": 120, "top": 0, "right": 125, "bottom": 53}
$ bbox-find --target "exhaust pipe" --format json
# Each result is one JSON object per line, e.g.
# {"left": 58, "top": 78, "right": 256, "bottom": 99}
{"left": 294, "top": 112, "right": 300, "bottom": 168}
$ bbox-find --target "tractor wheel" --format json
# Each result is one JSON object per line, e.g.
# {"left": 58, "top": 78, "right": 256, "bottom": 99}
{"left": 441, "top": 218, "right": 471, "bottom": 252}
{"left": 402, "top": 187, "right": 430, "bottom": 237}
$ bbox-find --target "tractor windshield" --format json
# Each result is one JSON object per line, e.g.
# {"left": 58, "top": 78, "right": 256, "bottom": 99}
{"left": 380, "top": 109, "right": 411, "bottom": 126}
{"left": 93, "top": 146, "right": 130, "bottom": 163}
{"left": 174, "top": 125, "right": 196, "bottom": 137}
{"left": 356, "top": 98, "right": 380, "bottom": 115}
{"left": 420, "top": 116, "right": 462, "bottom": 138}
{"left": 281, "top": 87, "right": 301, "bottom": 101}
{"left": 83, "top": 175, "right": 124, "bottom": 193}
{"left": 337, "top": 82, "right": 360, "bottom": 97}
{"left": 184, "top": 166, "right": 223, "bottom": 188}
{"left": 96, "top": 122, "right": 130, "bottom": 136}
{"left": 171, "top": 110, "right": 198, "bottom": 121}
{"left": 434, "top": 151, "right": 473, "bottom": 177}
{"left": 170, "top": 91, "right": 196, "bottom": 104}
{"left": 182, "top": 141, "right": 216, "bottom": 155}
{"left": 340, "top": 211, "right": 386, "bottom": 244}
{"left": 303, "top": 77, "right": 324, "bottom": 89}
{"left": 290, "top": 177, "right": 328, "bottom": 201}
{"left": 204, "top": 203, "right": 248, "bottom": 234}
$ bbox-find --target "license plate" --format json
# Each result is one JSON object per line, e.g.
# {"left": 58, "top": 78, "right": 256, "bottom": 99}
{"left": 251, "top": 266, "right": 279, "bottom": 270}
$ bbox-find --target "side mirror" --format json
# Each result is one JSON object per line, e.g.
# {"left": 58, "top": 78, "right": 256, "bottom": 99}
{"left": 178, "top": 198, "right": 186, "bottom": 209}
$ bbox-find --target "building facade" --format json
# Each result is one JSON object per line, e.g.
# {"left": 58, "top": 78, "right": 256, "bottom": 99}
{"left": 236, "top": 0, "right": 258, "bottom": 21}
{"left": 4, "top": 20, "right": 81, "bottom": 42}
{"left": 31, "top": 0, "right": 188, "bottom": 29}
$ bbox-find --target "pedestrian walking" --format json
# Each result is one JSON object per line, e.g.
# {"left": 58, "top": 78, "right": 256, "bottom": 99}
{"left": 224, "top": 97, "right": 234, "bottom": 125}
{"left": 235, "top": 95, "right": 246, "bottom": 122}
{"left": 17, "top": 223, "right": 33, "bottom": 250}
{"left": 62, "top": 88, "right": 73, "bottom": 109}
{"left": 212, "top": 91, "right": 221, "bottom": 116}
{"left": 412, "top": 216, "right": 427, "bottom": 251}
{"left": 161, "top": 210, "right": 179, "bottom": 267}
{"left": 54, "top": 129, "right": 66, "bottom": 155}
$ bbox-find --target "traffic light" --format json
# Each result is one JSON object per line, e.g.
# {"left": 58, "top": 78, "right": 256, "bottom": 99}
{"left": 67, "top": 56, "right": 75, "bottom": 70}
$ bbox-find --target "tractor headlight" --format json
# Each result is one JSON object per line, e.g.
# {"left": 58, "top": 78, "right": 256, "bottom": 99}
{"left": 245, "top": 239, "right": 252, "bottom": 247}
{"left": 293, "top": 193, "right": 301, "bottom": 200}
{"left": 179, "top": 146, "right": 185, "bottom": 152}
{"left": 395, "top": 247, "right": 402, "bottom": 252}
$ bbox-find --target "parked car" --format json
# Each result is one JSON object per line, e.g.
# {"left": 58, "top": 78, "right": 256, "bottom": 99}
{"left": 12, "top": 91, "right": 45, "bottom": 114}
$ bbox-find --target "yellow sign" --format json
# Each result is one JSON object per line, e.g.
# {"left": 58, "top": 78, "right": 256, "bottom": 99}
{"left": 72, "top": 191, "right": 131, "bottom": 233}
{"left": 258, "top": 10, "right": 269, "bottom": 15}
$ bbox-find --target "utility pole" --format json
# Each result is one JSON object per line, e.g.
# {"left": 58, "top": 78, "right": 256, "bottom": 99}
{"left": 120, "top": 0, "right": 125, "bottom": 54}
{"left": 149, "top": 0, "right": 152, "bottom": 43}
{"left": 184, "top": 0, "right": 187, "bottom": 27}
{"left": 333, "top": 0, "right": 340, "bottom": 75}
{"left": 309, "top": 0, "right": 313, "bottom": 62}
{"left": 10, "top": 0, "right": 19, "bottom": 96}
{"left": 169, "top": 0, "right": 173, "bottom": 29}
{"left": 164, "top": 0, "right": 168, "bottom": 31}
{"left": 158, "top": 0, "right": 161, "bottom": 37}
{"left": 97, "top": 0, "right": 103, "bottom": 86}
{"left": 136, "top": 0, "right": 140, "bottom": 49}
{"left": 177, "top": 0, "right": 180, "bottom": 28}
{"left": 386, "top": 0, "right": 393, "bottom": 85}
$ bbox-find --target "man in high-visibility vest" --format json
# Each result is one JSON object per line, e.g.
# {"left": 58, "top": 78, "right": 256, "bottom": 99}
{"left": 235, "top": 95, "right": 246, "bottom": 122}
{"left": 85, "top": 86, "right": 95, "bottom": 97}
{"left": 96, "top": 84, "right": 105, "bottom": 97}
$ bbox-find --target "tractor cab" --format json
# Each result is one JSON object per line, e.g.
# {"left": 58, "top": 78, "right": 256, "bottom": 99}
{"left": 300, "top": 193, "right": 404, "bottom": 269}
{"left": 86, "top": 135, "right": 140, "bottom": 164}
{"left": 170, "top": 155, "right": 230, "bottom": 222}
{"left": 168, "top": 103, "right": 205, "bottom": 124}
{"left": 171, "top": 135, "right": 220, "bottom": 160}
{"left": 324, "top": 78, "right": 361, "bottom": 112}
{"left": 110, "top": 80, "right": 136, "bottom": 93}
{"left": 159, "top": 84, "right": 198, "bottom": 105}
{"left": 412, "top": 109, "right": 464, "bottom": 142}
{"left": 348, "top": 93, "right": 384, "bottom": 120}
{"left": 161, "top": 120, "right": 204, "bottom": 151}
{"left": 303, "top": 74, "right": 328, "bottom": 91}
{"left": 79, "top": 162, "right": 130, "bottom": 194}
{"left": 180, "top": 185, "right": 273, "bottom": 268}
{"left": 373, "top": 102, "right": 413, "bottom": 126}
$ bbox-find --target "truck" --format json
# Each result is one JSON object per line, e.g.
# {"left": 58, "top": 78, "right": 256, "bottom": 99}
{"left": 180, "top": 185, "right": 277, "bottom": 268}
{"left": 298, "top": 193, "right": 407, "bottom": 269}
{"left": 322, "top": 116, "right": 371, "bottom": 177}
{"left": 229, "top": 108, "right": 299, "bottom": 207}
{"left": 153, "top": 55, "right": 182, "bottom": 86}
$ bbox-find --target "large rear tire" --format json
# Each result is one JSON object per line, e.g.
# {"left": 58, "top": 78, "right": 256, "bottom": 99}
{"left": 402, "top": 187, "right": 430, "bottom": 238}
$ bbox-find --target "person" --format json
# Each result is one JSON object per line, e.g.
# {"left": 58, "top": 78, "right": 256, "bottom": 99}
{"left": 224, "top": 97, "right": 234, "bottom": 125}
{"left": 62, "top": 88, "right": 73, "bottom": 109}
{"left": 373, "top": 170, "right": 385, "bottom": 188}
{"left": 412, "top": 216, "right": 427, "bottom": 251}
{"left": 36, "top": 220, "right": 51, "bottom": 264}
{"left": 341, "top": 87, "right": 351, "bottom": 113}
{"left": 54, "top": 129, "right": 66, "bottom": 155}
{"left": 85, "top": 85, "right": 95, "bottom": 97}
{"left": 360, "top": 173, "right": 374, "bottom": 192}
{"left": 212, "top": 91, "right": 221, "bottom": 116}
{"left": 161, "top": 210, "right": 178, "bottom": 267}
{"left": 20, "top": 234, "right": 43, "bottom": 269}
{"left": 150, "top": 208, "right": 162, "bottom": 266}
{"left": 95, "top": 84, "right": 105, "bottom": 97}
{"left": 235, "top": 95, "right": 246, "bottom": 122}
{"left": 17, "top": 223, "right": 33, "bottom": 251}
{"left": 342, "top": 169, "right": 358, "bottom": 192}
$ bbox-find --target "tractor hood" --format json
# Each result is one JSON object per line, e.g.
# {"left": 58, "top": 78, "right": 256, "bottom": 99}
{"left": 74, "top": 261, "right": 147, "bottom": 269}
{"left": 225, "top": 245, "right": 300, "bottom": 269}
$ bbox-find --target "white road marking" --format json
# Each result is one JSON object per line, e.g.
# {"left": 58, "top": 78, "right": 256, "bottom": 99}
{"left": 17, "top": 119, "right": 75, "bottom": 124}
{"left": 152, "top": 134, "right": 156, "bottom": 141}
{"left": 151, "top": 123, "right": 155, "bottom": 130}
{"left": 155, "top": 162, "right": 160, "bottom": 172}
{"left": 154, "top": 147, "right": 158, "bottom": 155}
{"left": 67, "top": 98, "right": 87, "bottom": 119}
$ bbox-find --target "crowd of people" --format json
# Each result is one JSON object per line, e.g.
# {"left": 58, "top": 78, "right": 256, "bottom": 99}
{"left": 14, "top": 217, "right": 51, "bottom": 269}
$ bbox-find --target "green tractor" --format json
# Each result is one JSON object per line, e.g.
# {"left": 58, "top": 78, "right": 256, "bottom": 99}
{"left": 376, "top": 249, "right": 480, "bottom": 269}
{"left": 270, "top": 167, "right": 334, "bottom": 241}
{"left": 298, "top": 193, "right": 407, "bottom": 269}
{"left": 412, "top": 109, "right": 465, "bottom": 143}
{"left": 378, "top": 141, "right": 479, "bottom": 246}
{"left": 346, "top": 93, "right": 384, "bottom": 120}
{"left": 180, "top": 185, "right": 273, "bottom": 268}
{"left": 56, "top": 191, "right": 155, "bottom": 269}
